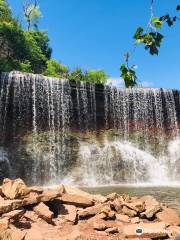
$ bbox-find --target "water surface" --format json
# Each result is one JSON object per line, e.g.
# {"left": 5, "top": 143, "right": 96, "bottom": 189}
{"left": 83, "top": 186, "right": 180, "bottom": 213}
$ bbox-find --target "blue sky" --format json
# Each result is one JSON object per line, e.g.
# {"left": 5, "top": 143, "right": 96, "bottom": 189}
{"left": 8, "top": 0, "right": 180, "bottom": 89}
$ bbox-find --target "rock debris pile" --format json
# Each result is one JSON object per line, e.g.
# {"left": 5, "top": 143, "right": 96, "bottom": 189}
{"left": 0, "top": 178, "right": 180, "bottom": 239}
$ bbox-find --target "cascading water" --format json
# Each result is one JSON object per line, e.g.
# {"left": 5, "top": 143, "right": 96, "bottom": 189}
{"left": 0, "top": 71, "right": 180, "bottom": 186}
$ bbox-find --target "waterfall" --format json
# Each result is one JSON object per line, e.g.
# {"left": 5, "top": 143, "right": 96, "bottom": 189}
{"left": 0, "top": 72, "right": 180, "bottom": 185}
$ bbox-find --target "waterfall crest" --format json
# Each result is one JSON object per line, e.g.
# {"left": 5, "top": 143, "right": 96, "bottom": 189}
{"left": 0, "top": 72, "right": 180, "bottom": 185}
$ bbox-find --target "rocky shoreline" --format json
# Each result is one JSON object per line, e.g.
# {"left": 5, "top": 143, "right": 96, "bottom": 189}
{"left": 0, "top": 178, "right": 180, "bottom": 239}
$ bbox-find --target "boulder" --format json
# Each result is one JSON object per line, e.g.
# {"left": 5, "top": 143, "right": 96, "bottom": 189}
{"left": 125, "top": 200, "right": 145, "bottom": 213}
{"left": 123, "top": 222, "right": 168, "bottom": 238}
{"left": 93, "top": 221, "right": 108, "bottom": 231}
{"left": 93, "top": 194, "right": 107, "bottom": 203}
{"left": 140, "top": 195, "right": 161, "bottom": 219}
{"left": 61, "top": 193, "right": 93, "bottom": 207}
{"left": 122, "top": 205, "right": 137, "bottom": 217}
{"left": 111, "top": 198, "right": 122, "bottom": 212}
{"left": 24, "top": 210, "right": 39, "bottom": 222}
{"left": 0, "top": 218, "right": 9, "bottom": 231}
{"left": 156, "top": 207, "right": 180, "bottom": 226}
{"left": 0, "top": 229, "right": 26, "bottom": 240}
{"left": 2, "top": 178, "right": 30, "bottom": 200}
{"left": 2, "top": 209, "right": 24, "bottom": 220}
{"left": 33, "top": 202, "right": 54, "bottom": 223}
{"left": 0, "top": 199, "right": 23, "bottom": 215}
{"left": 105, "top": 227, "right": 119, "bottom": 234}
{"left": 167, "top": 226, "right": 180, "bottom": 238}
{"left": 116, "top": 213, "right": 130, "bottom": 223}
{"left": 106, "top": 193, "right": 119, "bottom": 201}
{"left": 58, "top": 204, "right": 77, "bottom": 223}
{"left": 0, "top": 189, "right": 62, "bottom": 215}
{"left": 131, "top": 217, "right": 140, "bottom": 224}
{"left": 78, "top": 204, "right": 103, "bottom": 218}
{"left": 100, "top": 205, "right": 115, "bottom": 219}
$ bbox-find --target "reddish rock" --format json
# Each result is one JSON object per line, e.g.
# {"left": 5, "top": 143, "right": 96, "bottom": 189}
{"left": 107, "top": 192, "right": 119, "bottom": 201}
{"left": 0, "top": 218, "right": 9, "bottom": 230}
{"left": 156, "top": 207, "right": 180, "bottom": 226}
{"left": 2, "top": 178, "right": 30, "bottom": 200}
{"left": 167, "top": 226, "right": 180, "bottom": 238}
{"left": 93, "top": 194, "right": 107, "bottom": 203}
{"left": 111, "top": 198, "right": 122, "bottom": 212}
{"left": 122, "top": 205, "right": 137, "bottom": 217}
{"left": 93, "top": 221, "right": 108, "bottom": 231}
{"left": 2, "top": 209, "right": 24, "bottom": 220}
{"left": 0, "top": 230, "right": 26, "bottom": 240}
{"left": 24, "top": 210, "right": 40, "bottom": 222}
{"left": 58, "top": 204, "right": 77, "bottom": 223}
{"left": 105, "top": 227, "right": 119, "bottom": 234}
{"left": 140, "top": 195, "right": 161, "bottom": 219}
{"left": 131, "top": 217, "right": 140, "bottom": 224}
{"left": 123, "top": 222, "right": 168, "bottom": 238}
{"left": 116, "top": 213, "right": 130, "bottom": 223}
{"left": 33, "top": 202, "right": 54, "bottom": 223}
{"left": 0, "top": 199, "right": 23, "bottom": 215}
{"left": 125, "top": 200, "right": 145, "bottom": 213}
{"left": 78, "top": 204, "right": 103, "bottom": 218}
{"left": 61, "top": 193, "right": 93, "bottom": 207}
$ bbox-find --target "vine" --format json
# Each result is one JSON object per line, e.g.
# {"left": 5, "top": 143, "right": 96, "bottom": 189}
{"left": 120, "top": 0, "right": 180, "bottom": 88}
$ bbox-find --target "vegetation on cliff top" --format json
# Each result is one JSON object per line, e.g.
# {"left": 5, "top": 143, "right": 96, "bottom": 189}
{"left": 0, "top": 0, "right": 108, "bottom": 84}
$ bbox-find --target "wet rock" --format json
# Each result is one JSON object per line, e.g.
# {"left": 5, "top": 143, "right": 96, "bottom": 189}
{"left": 61, "top": 193, "right": 93, "bottom": 207}
{"left": 122, "top": 205, "right": 137, "bottom": 217}
{"left": 123, "top": 222, "right": 168, "bottom": 238}
{"left": 156, "top": 207, "right": 180, "bottom": 226}
{"left": 33, "top": 202, "right": 54, "bottom": 223}
{"left": 2, "top": 178, "right": 30, "bottom": 200}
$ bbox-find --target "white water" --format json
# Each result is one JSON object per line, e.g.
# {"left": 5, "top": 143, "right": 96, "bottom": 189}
{"left": 64, "top": 137, "right": 180, "bottom": 186}
{"left": 0, "top": 72, "right": 180, "bottom": 186}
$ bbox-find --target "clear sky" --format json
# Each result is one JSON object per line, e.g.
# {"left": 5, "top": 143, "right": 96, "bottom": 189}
{"left": 8, "top": 0, "right": 180, "bottom": 89}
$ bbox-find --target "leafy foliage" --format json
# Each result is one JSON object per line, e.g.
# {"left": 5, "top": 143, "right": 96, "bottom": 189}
{"left": 120, "top": 1, "right": 179, "bottom": 88}
{"left": 120, "top": 64, "right": 137, "bottom": 88}
{"left": 0, "top": 0, "right": 108, "bottom": 84}
{"left": 0, "top": 0, "right": 12, "bottom": 22}
{"left": 67, "top": 68, "right": 84, "bottom": 81}
{"left": 44, "top": 59, "right": 69, "bottom": 78}
{"left": 159, "top": 14, "right": 177, "bottom": 27}
{"left": 134, "top": 27, "right": 164, "bottom": 55}
{"left": 84, "top": 69, "right": 108, "bottom": 84}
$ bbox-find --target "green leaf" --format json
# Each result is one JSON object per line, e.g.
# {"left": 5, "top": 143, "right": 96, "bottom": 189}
{"left": 152, "top": 16, "right": 163, "bottom": 28}
{"left": 134, "top": 27, "right": 144, "bottom": 40}
{"left": 120, "top": 64, "right": 137, "bottom": 88}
